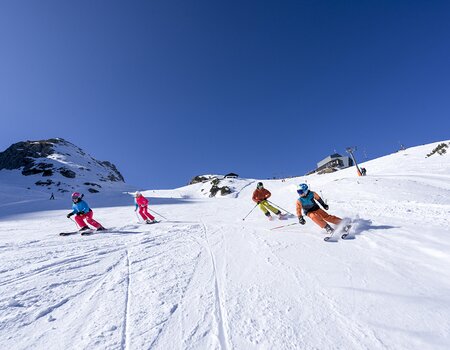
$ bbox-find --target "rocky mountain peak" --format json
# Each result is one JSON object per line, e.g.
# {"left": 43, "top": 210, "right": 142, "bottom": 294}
{"left": 0, "top": 138, "right": 125, "bottom": 194}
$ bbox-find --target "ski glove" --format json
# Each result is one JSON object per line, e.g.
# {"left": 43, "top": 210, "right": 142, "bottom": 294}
{"left": 67, "top": 212, "right": 74, "bottom": 218}
{"left": 298, "top": 216, "right": 306, "bottom": 225}
{"left": 322, "top": 204, "right": 329, "bottom": 210}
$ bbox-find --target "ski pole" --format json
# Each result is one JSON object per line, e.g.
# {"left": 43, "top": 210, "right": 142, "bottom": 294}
{"left": 242, "top": 203, "right": 259, "bottom": 221}
{"left": 270, "top": 222, "right": 298, "bottom": 231}
{"left": 135, "top": 211, "right": 143, "bottom": 223}
{"left": 69, "top": 217, "right": 81, "bottom": 229}
{"left": 319, "top": 191, "right": 327, "bottom": 205}
{"left": 148, "top": 208, "right": 168, "bottom": 220}
{"left": 267, "top": 200, "right": 295, "bottom": 216}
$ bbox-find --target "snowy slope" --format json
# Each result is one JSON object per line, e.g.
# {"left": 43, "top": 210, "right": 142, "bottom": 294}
{"left": 0, "top": 140, "right": 449, "bottom": 350}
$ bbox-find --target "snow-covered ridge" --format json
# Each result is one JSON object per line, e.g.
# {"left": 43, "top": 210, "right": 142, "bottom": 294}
{"left": 0, "top": 138, "right": 127, "bottom": 197}
{"left": 155, "top": 140, "right": 450, "bottom": 200}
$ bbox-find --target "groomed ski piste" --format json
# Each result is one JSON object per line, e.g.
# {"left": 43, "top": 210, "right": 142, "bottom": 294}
{"left": 1, "top": 141, "right": 449, "bottom": 350}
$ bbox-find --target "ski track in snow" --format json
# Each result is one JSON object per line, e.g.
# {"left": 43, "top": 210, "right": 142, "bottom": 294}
{"left": 121, "top": 248, "right": 131, "bottom": 350}
{"left": 199, "top": 221, "right": 231, "bottom": 350}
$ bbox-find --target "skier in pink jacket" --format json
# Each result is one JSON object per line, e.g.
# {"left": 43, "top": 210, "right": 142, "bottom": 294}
{"left": 134, "top": 191, "right": 157, "bottom": 224}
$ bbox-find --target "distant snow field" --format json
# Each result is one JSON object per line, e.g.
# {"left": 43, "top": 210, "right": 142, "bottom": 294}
{"left": 1, "top": 141, "right": 449, "bottom": 349}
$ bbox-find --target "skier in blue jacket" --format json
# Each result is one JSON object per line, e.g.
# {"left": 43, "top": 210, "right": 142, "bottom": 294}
{"left": 66, "top": 192, "right": 105, "bottom": 232}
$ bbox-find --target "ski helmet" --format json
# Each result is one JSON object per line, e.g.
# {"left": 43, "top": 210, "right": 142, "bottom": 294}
{"left": 71, "top": 192, "right": 81, "bottom": 200}
{"left": 256, "top": 182, "right": 264, "bottom": 189}
{"left": 297, "top": 183, "right": 308, "bottom": 195}
{"left": 134, "top": 191, "right": 141, "bottom": 197}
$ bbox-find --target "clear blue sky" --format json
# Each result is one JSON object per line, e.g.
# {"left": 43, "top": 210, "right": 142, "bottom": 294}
{"left": 1, "top": 0, "right": 449, "bottom": 188}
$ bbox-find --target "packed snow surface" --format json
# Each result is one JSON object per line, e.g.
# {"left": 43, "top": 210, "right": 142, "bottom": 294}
{"left": 1, "top": 141, "right": 449, "bottom": 349}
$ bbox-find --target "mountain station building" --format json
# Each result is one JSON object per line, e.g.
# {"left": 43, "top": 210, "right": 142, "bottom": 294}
{"left": 306, "top": 154, "right": 354, "bottom": 175}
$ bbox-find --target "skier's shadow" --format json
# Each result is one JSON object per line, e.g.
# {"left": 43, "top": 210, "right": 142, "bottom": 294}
{"left": 352, "top": 218, "right": 398, "bottom": 235}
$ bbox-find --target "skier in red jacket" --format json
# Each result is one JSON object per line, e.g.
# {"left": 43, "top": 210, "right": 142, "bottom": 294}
{"left": 134, "top": 191, "right": 157, "bottom": 224}
{"left": 252, "top": 182, "right": 285, "bottom": 220}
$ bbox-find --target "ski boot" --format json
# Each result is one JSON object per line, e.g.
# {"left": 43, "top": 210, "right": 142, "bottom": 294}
{"left": 79, "top": 226, "right": 94, "bottom": 235}
{"left": 265, "top": 213, "right": 274, "bottom": 221}
{"left": 323, "top": 224, "right": 336, "bottom": 241}
{"left": 96, "top": 226, "right": 106, "bottom": 231}
{"left": 341, "top": 224, "right": 352, "bottom": 239}
{"left": 324, "top": 224, "right": 334, "bottom": 234}
{"left": 277, "top": 212, "right": 286, "bottom": 220}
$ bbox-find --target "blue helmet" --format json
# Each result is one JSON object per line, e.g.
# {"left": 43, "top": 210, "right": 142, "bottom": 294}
{"left": 297, "top": 183, "right": 308, "bottom": 195}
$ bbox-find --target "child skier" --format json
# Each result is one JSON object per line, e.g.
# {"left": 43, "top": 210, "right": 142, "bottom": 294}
{"left": 295, "top": 183, "right": 348, "bottom": 234}
{"left": 134, "top": 191, "right": 157, "bottom": 224}
{"left": 252, "top": 182, "right": 284, "bottom": 220}
{"left": 66, "top": 192, "right": 105, "bottom": 232}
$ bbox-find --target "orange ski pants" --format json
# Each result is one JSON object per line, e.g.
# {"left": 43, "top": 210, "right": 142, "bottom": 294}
{"left": 307, "top": 208, "right": 341, "bottom": 228}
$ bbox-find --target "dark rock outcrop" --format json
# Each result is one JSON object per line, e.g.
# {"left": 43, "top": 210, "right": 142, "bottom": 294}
{"left": 0, "top": 140, "right": 57, "bottom": 170}
{"left": 35, "top": 179, "right": 54, "bottom": 186}
{"left": 99, "top": 161, "right": 124, "bottom": 182}
{"left": 189, "top": 175, "right": 210, "bottom": 185}
{"left": 426, "top": 142, "right": 449, "bottom": 157}
{"left": 59, "top": 168, "right": 76, "bottom": 178}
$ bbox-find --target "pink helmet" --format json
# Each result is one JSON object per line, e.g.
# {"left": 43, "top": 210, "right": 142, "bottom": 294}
{"left": 71, "top": 192, "right": 81, "bottom": 200}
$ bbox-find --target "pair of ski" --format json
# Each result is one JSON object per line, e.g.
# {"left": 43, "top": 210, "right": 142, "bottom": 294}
{"left": 59, "top": 228, "right": 102, "bottom": 236}
{"left": 59, "top": 220, "right": 161, "bottom": 236}
{"left": 268, "top": 215, "right": 287, "bottom": 222}
{"left": 270, "top": 222, "right": 353, "bottom": 242}
{"left": 324, "top": 225, "right": 352, "bottom": 242}
{"left": 140, "top": 220, "right": 161, "bottom": 225}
